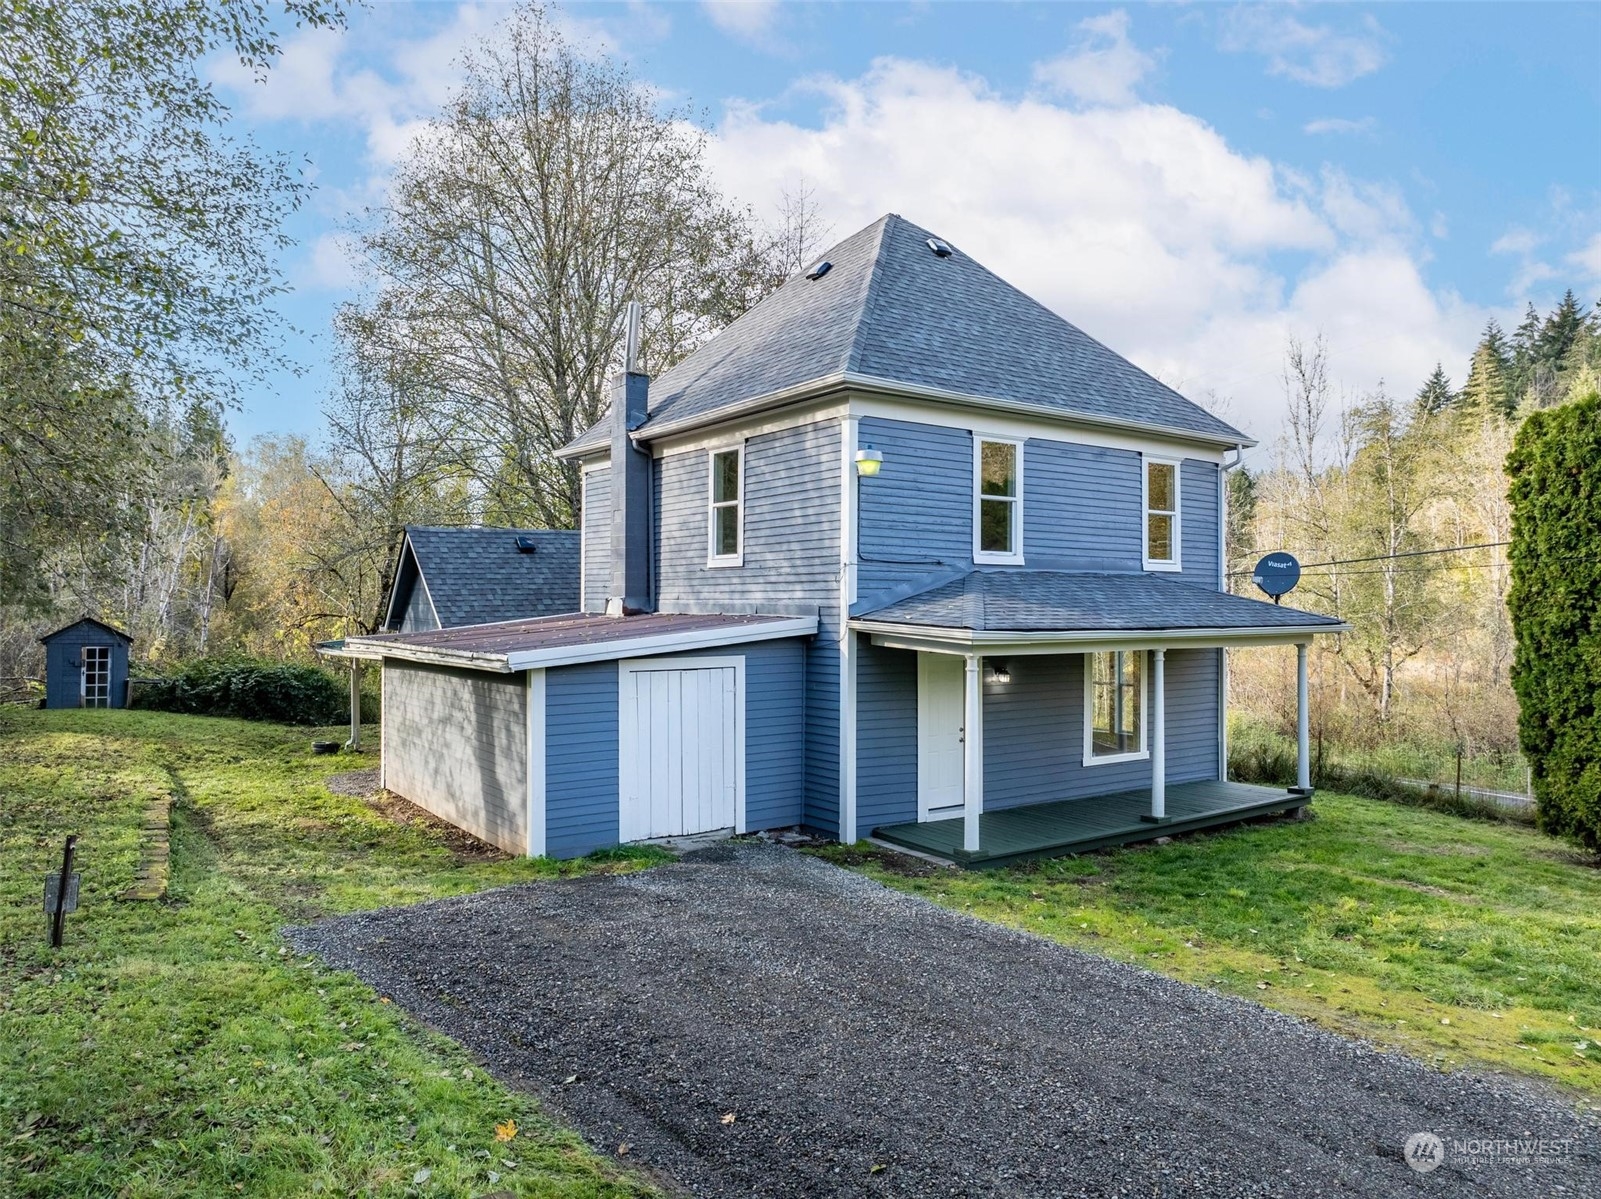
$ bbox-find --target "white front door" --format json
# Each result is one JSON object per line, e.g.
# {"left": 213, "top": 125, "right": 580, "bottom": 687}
{"left": 918, "top": 653, "right": 966, "bottom": 820}
{"left": 619, "top": 657, "right": 744, "bottom": 841}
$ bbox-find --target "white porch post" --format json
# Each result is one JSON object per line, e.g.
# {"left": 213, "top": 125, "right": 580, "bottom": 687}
{"left": 1296, "top": 642, "right": 1311, "bottom": 792}
{"left": 346, "top": 660, "right": 363, "bottom": 750}
{"left": 963, "top": 653, "right": 984, "bottom": 853}
{"left": 1150, "top": 648, "right": 1166, "bottom": 820}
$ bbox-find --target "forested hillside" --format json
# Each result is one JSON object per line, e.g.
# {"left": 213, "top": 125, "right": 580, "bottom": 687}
{"left": 1228, "top": 294, "right": 1601, "bottom": 779}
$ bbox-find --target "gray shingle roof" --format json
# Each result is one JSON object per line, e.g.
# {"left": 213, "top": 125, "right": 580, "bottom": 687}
{"left": 854, "top": 569, "right": 1344, "bottom": 633}
{"left": 403, "top": 527, "right": 580, "bottom": 627}
{"left": 563, "top": 213, "right": 1247, "bottom": 455}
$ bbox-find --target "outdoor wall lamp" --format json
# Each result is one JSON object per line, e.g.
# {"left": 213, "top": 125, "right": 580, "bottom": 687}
{"left": 854, "top": 446, "right": 884, "bottom": 477}
{"left": 985, "top": 661, "right": 1012, "bottom": 685}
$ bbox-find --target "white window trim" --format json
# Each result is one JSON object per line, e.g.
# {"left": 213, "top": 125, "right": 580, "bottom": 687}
{"left": 706, "top": 442, "right": 745, "bottom": 568}
{"left": 1143, "top": 455, "right": 1182, "bottom": 572}
{"left": 1082, "top": 649, "right": 1150, "bottom": 767}
{"left": 972, "top": 435, "right": 1025, "bottom": 565}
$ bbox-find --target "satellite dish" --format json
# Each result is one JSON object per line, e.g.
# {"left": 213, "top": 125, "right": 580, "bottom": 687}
{"left": 1252, "top": 553, "right": 1301, "bottom": 603}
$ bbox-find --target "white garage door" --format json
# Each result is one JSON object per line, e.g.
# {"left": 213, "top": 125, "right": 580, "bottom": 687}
{"left": 619, "top": 656, "right": 745, "bottom": 842}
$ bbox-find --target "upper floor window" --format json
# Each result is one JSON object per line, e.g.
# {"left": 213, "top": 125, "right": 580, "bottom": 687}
{"left": 974, "top": 437, "right": 1024, "bottom": 564}
{"left": 1144, "top": 457, "right": 1181, "bottom": 571}
{"left": 1084, "top": 650, "right": 1146, "bottom": 765}
{"left": 708, "top": 445, "right": 743, "bottom": 566}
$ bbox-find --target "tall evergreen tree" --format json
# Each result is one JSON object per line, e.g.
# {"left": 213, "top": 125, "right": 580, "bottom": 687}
{"left": 1537, "top": 290, "right": 1590, "bottom": 369}
{"left": 1509, "top": 302, "right": 1543, "bottom": 398}
{"left": 1461, "top": 322, "right": 1514, "bottom": 418}
{"left": 1414, "top": 363, "right": 1456, "bottom": 416}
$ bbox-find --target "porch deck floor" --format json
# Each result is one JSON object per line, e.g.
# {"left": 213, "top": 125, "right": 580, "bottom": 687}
{"left": 872, "top": 780, "right": 1308, "bottom": 868}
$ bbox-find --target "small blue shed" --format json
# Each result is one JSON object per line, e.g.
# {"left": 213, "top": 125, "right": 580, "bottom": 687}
{"left": 41, "top": 617, "right": 133, "bottom": 709}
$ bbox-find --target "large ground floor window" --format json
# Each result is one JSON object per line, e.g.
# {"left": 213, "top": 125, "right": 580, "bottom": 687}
{"left": 1085, "top": 650, "right": 1146, "bottom": 764}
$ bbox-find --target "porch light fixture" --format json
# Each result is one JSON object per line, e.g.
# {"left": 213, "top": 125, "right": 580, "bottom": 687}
{"left": 854, "top": 446, "right": 884, "bottom": 478}
{"left": 985, "top": 661, "right": 1012, "bottom": 685}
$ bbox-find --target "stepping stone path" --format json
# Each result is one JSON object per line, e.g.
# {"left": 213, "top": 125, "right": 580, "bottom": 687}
{"left": 121, "top": 797, "right": 172, "bottom": 901}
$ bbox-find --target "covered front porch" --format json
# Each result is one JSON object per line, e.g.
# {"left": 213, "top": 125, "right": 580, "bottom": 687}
{"left": 874, "top": 778, "right": 1307, "bottom": 867}
{"left": 848, "top": 568, "right": 1348, "bottom": 867}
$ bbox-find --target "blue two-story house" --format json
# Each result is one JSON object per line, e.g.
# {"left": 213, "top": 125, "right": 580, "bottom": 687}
{"left": 342, "top": 214, "right": 1345, "bottom": 865}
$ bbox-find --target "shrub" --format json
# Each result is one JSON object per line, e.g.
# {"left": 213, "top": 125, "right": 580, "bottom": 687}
{"left": 1228, "top": 720, "right": 1532, "bottom": 826}
{"left": 1507, "top": 389, "right": 1601, "bottom": 850}
{"left": 132, "top": 658, "right": 348, "bottom": 725}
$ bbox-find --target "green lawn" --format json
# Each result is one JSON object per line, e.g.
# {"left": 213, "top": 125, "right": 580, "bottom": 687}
{"left": 821, "top": 793, "right": 1601, "bottom": 1106}
{"left": 0, "top": 708, "right": 666, "bottom": 1199}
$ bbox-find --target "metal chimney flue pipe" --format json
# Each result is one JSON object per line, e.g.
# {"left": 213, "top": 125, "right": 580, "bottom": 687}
{"left": 624, "top": 300, "right": 641, "bottom": 375}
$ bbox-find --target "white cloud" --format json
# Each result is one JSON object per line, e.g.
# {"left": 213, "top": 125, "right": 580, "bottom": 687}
{"left": 1491, "top": 226, "right": 1541, "bottom": 256}
{"left": 702, "top": 56, "right": 1485, "bottom": 448}
{"left": 1220, "top": 8, "right": 1388, "bottom": 89}
{"left": 1302, "top": 116, "right": 1375, "bottom": 136}
{"left": 702, "top": 1, "right": 781, "bottom": 43}
{"left": 1568, "top": 232, "right": 1601, "bottom": 282}
{"left": 295, "top": 232, "right": 364, "bottom": 292}
{"left": 1033, "top": 9, "right": 1158, "bottom": 107}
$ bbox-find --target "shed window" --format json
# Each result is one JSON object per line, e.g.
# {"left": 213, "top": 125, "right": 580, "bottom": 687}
{"left": 708, "top": 446, "right": 743, "bottom": 565}
{"left": 1085, "top": 650, "right": 1146, "bottom": 764}
{"left": 1144, "top": 458, "right": 1180, "bottom": 570}
{"left": 974, "top": 437, "right": 1023, "bottom": 563}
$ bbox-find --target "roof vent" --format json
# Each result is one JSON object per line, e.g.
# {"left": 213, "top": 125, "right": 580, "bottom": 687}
{"left": 927, "top": 238, "right": 953, "bottom": 258}
{"left": 515, "top": 535, "right": 538, "bottom": 554}
{"left": 805, "top": 260, "right": 832, "bottom": 280}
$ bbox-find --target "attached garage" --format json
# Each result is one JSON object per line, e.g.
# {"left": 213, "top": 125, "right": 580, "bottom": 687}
{"left": 619, "top": 656, "right": 744, "bottom": 843}
{"left": 382, "top": 662, "right": 529, "bottom": 854}
{"left": 356, "top": 613, "right": 816, "bottom": 859}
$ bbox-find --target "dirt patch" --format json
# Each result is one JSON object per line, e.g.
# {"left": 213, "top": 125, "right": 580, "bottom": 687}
{"left": 325, "top": 767, "right": 381, "bottom": 797}
{"left": 811, "top": 840, "right": 951, "bottom": 878}
{"left": 364, "top": 790, "right": 509, "bottom": 862}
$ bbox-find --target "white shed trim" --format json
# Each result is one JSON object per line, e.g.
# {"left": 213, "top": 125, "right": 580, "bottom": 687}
{"left": 526, "top": 667, "right": 546, "bottom": 859}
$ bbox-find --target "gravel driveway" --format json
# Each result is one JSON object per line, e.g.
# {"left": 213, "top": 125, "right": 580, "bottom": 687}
{"left": 287, "top": 842, "right": 1597, "bottom": 1198}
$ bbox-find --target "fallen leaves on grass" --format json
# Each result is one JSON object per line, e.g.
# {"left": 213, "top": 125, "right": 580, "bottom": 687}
{"left": 494, "top": 1119, "right": 517, "bottom": 1143}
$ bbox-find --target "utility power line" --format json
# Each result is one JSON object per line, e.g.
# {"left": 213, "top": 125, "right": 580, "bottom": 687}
{"left": 1227, "top": 540, "right": 1510, "bottom": 577}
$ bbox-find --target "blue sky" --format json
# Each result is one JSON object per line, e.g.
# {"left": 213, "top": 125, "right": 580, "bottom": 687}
{"left": 213, "top": 1, "right": 1601, "bottom": 457}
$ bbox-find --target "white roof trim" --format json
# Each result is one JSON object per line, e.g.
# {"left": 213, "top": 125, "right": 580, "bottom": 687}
{"left": 557, "top": 368, "right": 1254, "bottom": 461}
{"left": 850, "top": 618, "right": 1348, "bottom": 657}
{"left": 344, "top": 615, "right": 819, "bottom": 674}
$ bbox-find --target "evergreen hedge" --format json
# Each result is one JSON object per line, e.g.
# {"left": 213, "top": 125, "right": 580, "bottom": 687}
{"left": 132, "top": 658, "right": 348, "bottom": 725}
{"left": 1507, "top": 389, "right": 1601, "bottom": 849}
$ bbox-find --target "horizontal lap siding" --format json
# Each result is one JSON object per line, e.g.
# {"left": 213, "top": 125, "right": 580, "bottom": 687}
{"left": 1166, "top": 647, "right": 1221, "bottom": 782}
{"left": 545, "top": 662, "right": 619, "bottom": 859}
{"left": 542, "top": 640, "right": 808, "bottom": 858}
{"left": 45, "top": 625, "right": 129, "bottom": 709}
{"left": 581, "top": 466, "right": 611, "bottom": 614}
{"left": 855, "top": 420, "right": 1209, "bottom": 584}
{"left": 857, "top": 417, "right": 972, "bottom": 598}
{"left": 856, "top": 640, "right": 919, "bottom": 830}
{"left": 1180, "top": 459, "right": 1221, "bottom": 587}
{"left": 383, "top": 662, "right": 527, "bottom": 853}
{"left": 655, "top": 420, "right": 840, "bottom": 835}
{"left": 740, "top": 639, "right": 808, "bottom": 829}
{"left": 1025, "top": 441, "right": 1142, "bottom": 567}
{"left": 984, "top": 650, "right": 1219, "bottom": 810}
